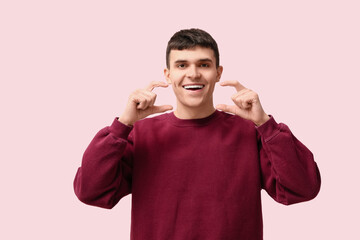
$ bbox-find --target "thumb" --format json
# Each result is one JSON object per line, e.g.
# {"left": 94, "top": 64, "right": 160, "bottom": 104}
{"left": 216, "top": 104, "right": 238, "bottom": 115}
{"left": 149, "top": 105, "right": 173, "bottom": 114}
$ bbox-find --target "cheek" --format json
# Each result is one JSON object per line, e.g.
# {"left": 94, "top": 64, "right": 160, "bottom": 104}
{"left": 204, "top": 72, "right": 218, "bottom": 83}
{"left": 170, "top": 74, "right": 183, "bottom": 86}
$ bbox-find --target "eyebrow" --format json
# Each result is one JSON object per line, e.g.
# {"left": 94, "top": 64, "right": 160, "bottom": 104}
{"left": 198, "top": 58, "right": 213, "bottom": 62}
{"left": 174, "top": 58, "right": 213, "bottom": 64}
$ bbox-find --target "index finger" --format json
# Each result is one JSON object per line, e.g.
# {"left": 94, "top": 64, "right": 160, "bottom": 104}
{"left": 219, "top": 80, "right": 246, "bottom": 92}
{"left": 146, "top": 81, "right": 169, "bottom": 91}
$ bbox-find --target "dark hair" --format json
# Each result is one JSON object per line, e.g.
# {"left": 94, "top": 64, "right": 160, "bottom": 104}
{"left": 166, "top": 28, "right": 220, "bottom": 68}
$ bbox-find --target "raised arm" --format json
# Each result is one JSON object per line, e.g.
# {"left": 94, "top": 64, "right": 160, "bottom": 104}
{"left": 216, "top": 80, "right": 321, "bottom": 204}
{"left": 73, "top": 120, "right": 134, "bottom": 209}
{"left": 74, "top": 81, "right": 173, "bottom": 209}
{"left": 256, "top": 116, "right": 321, "bottom": 205}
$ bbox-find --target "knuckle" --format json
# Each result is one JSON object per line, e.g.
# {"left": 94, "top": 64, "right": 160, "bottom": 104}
{"left": 150, "top": 81, "right": 159, "bottom": 87}
{"left": 249, "top": 89, "right": 257, "bottom": 95}
{"left": 240, "top": 89, "right": 248, "bottom": 94}
{"left": 131, "top": 90, "right": 138, "bottom": 96}
{"left": 231, "top": 94, "right": 238, "bottom": 101}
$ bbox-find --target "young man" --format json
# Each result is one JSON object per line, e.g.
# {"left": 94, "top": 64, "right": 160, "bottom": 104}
{"left": 74, "top": 28, "right": 321, "bottom": 240}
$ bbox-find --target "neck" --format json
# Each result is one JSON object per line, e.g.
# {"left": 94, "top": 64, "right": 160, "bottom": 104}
{"left": 174, "top": 103, "right": 216, "bottom": 119}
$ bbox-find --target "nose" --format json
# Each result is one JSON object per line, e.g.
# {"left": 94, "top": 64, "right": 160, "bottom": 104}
{"left": 186, "top": 65, "right": 201, "bottom": 79}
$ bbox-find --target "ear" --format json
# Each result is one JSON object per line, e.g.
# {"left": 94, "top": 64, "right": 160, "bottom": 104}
{"left": 216, "top": 66, "right": 223, "bottom": 82}
{"left": 164, "top": 68, "right": 172, "bottom": 84}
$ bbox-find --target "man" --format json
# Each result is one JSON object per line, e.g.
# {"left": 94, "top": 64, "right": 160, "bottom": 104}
{"left": 74, "top": 28, "right": 321, "bottom": 240}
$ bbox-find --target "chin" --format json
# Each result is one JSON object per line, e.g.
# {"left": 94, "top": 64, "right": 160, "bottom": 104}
{"left": 176, "top": 95, "right": 209, "bottom": 109}
{"left": 183, "top": 101, "right": 206, "bottom": 109}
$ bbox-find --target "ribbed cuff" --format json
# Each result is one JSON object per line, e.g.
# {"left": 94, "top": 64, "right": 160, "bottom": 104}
{"left": 255, "top": 115, "right": 282, "bottom": 142}
{"left": 109, "top": 117, "right": 133, "bottom": 139}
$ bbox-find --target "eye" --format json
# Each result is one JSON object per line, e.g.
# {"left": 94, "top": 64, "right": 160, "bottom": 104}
{"left": 177, "top": 64, "right": 186, "bottom": 68}
{"left": 200, "top": 63, "right": 209, "bottom": 67}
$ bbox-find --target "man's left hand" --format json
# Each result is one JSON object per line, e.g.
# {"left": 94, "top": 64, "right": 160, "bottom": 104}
{"left": 216, "top": 80, "right": 270, "bottom": 126}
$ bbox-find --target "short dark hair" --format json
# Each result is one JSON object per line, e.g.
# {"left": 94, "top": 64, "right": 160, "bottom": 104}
{"left": 166, "top": 28, "right": 220, "bottom": 69}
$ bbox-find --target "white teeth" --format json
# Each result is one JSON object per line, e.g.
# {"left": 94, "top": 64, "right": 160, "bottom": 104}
{"left": 183, "top": 85, "right": 204, "bottom": 89}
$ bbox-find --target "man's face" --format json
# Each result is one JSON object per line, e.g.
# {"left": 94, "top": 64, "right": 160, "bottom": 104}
{"left": 164, "top": 46, "right": 223, "bottom": 111}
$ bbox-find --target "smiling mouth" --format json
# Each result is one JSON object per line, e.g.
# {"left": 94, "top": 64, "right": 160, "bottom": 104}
{"left": 183, "top": 84, "right": 205, "bottom": 90}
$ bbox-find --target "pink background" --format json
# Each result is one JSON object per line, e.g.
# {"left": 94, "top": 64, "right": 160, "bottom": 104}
{"left": 1, "top": 0, "right": 359, "bottom": 239}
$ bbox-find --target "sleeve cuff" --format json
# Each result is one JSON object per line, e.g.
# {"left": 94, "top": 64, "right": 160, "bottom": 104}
{"left": 109, "top": 117, "right": 133, "bottom": 139}
{"left": 255, "top": 115, "right": 282, "bottom": 142}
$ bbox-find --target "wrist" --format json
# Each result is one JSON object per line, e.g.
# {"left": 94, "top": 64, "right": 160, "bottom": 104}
{"left": 118, "top": 116, "right": 134, "bottom": 126}
{"left": 254, "top": 113, "right": 270, "bottom": 127}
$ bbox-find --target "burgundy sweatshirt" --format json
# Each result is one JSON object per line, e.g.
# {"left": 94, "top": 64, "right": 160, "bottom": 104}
{"left": 74, "top": 110, "right": 321, "bottom": 240}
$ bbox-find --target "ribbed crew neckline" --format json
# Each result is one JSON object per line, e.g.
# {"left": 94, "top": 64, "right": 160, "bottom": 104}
{"left": 166, "top": 110, "right": 222, "bottom": 127}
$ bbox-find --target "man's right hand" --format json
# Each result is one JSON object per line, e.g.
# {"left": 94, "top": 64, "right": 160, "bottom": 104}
{"left": 118, "top": 81, "right": 173, "bottom": 126}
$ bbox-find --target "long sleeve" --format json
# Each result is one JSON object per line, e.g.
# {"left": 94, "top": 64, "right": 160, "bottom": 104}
{"left": 256, "top": 115, "right": 321, "bottom": 205}
{"left": 73, "top": 117, "right": 134, "bottom": 209}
